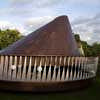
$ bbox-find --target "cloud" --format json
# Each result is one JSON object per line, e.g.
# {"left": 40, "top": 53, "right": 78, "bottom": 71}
{"left": 1, "top": 0, "right": 59, "bottom": 17}
{"left": 72, "top": 13, "right": 100, "bottom": 44}
{"left": 0, "top": 20, "right": 25, "bottom": 34}
{"left": 24, "top": 16, "right": 55, "bottom": 34}
{"left": 1, "top": 0, "right": 99, "bottom": 19}
{"left": 10, "top": 0, "right": 33, "bottom": 6}
{"left": 23, "top": 12, "right": 100, "bottom": 45}
{"left": 10, "top": 0, "right": 100, "bottom": 6}
{"left": 72, "top": 17, "right": 91, "bottom": 26}
{"left": 10, "top": 0, "right": 62, "bottom": 7}
{"left": 0, "top": 21, "right": 11, "bottom": 29}
{"left": 0, "top": 0, "right": 100, "bottom": 44}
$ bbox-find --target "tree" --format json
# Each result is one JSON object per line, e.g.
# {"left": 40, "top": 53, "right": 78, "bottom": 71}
{"left": 0, "top": 29, "right": 24, "bottom": 50}
{"left": 74, "top": 34, "right": 85, "bottom": 56}
{"left": 92, "top": 42, "right": 100, "bottom": 56}
{"left": 74, "top": 34, "right": 80, "bottom": 42}
{"left": 74, "top": 34, "right": 100, "bottom": 57}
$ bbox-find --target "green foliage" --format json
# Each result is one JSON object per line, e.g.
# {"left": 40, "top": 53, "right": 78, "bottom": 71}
{"left": 81, "top": 41, "right": 92, "bottom": 56}
{"left": 92, "top": 42, "right": 100, "bottom": 56}
{"left": 74, "top": 34, "right": 80, "bottom": 42}
{"left": 0, "top": 30, "right": 99, "bottom": 57}
{"left": 0, "top": 29, "right": 23, "bottom": 50}
{"left": 74, "top": 34, "right": 100, "bottom": 57}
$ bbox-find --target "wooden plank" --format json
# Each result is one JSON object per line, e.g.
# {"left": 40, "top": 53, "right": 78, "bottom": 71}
{"left": 3, "top": 56, "right": 9, "bottom": 80}
{"left": 47, "top": 56, "right": 52, "bottom": 81}
{"left": 66, "top": 57, "right": 70, "bottom": 80}
{"left": 7, "top": 56, "right": 13, "bottom": 80}
{"left": 37, "top": 57, "right": 42, "bottom": 81}
{"left": 69, "top": 57, "right": 74, "bottom": 80}
{"left": 94, "top": 57, "right": 99, "bottom": 75}
{"left": 17, "top": 56, "right": 22, "bottom": 80}
{"left": 52, "top": 56, "right": 57, "bottom": 81}
{"left": 80, "top": 57, "right": 83, "bottom": 79}
{"left": 42, "top": 56, "right": 47, "bottom": 81}
{"left": 0, "top": 56, "right": 4, "bottom": 79}
{"left": 84, "top": 57, "right": 88, "bottom": 78}
{"left": 12, "top": 56, "right": 17, "bottom": 80}
{"left": 61, "top": 56, "right": 66, "bottom": 81}
{"left": 22, "top": 56, "right": 27, "bottom": 80}
{"left": 32, "top": 56, "right": 37, "bottom": 81}
{"left": 27, "top": 57, "right": 32, "bottom": 80}
{"left": 87, "top": 58, "right": 90, "bottom": 78}
{"left": 83, "top": 57, "right": 86, "bottom": 78}
{"left": 57, "top": 56, "right": 62, "bottom": 81}
{"left": 77, "top": 57, "right": 81, "bottom": 79}
{"left": 86, "top": 57, "right": 89, "bottom": 78}
{"left": 73, "top": 57, "right": 78, "bottom": 80}
{"left": 82, "top": 57, "right": 85, "bottom": 79}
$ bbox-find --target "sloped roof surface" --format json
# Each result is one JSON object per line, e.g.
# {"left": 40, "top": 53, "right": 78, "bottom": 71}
{"left": 0, "top": 16, "right": 80, "bottom": 56}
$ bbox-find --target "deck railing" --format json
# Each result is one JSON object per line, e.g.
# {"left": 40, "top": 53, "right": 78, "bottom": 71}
{"left": 0, "top": 56, "right": 98, "bottom": 82}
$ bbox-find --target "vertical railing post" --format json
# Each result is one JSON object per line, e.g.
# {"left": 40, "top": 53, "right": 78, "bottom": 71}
{"left": 80, "top": 57, "right": 83, "bottom": 79}
{"left": 66, "top": 57, "right": 70, "bottom": 80}
{"left": 12, "top": 56, "right": 17, "bottom": 80}
{"left": 77, "top": 57, "right": 81, "bottom": 79}
{"left": 32, "top": 56, "right": 37, "bottom": 81}
{"left": 0, "top": 56, "right": 4, "bottom": 79}
{"left": 61, "top": 56, "right": 66, "bottom": 81}
{"left": 47, "top": 56, "right": 52, "bottom": 81}
{"left": 3, "top": 56, "right": 9, "bottom": 80}
{"left": 8, "top": 56, "right": 13, "bottom": 80}
{"left": 73, "top": 57, "right": 77, "bottom": 80}
{"left": 82, "top": 57, "right": 85, "bottom": 79}
{"left": 70, "top": 57, "right": 74, "bottom": 80}
{"left": 17, "top": 56, "right": 22, "bottom": 80}
{"left": 52, "top": 56, "right": 57, "bottom": 81}
{"left": 37, "top": 57, "right": 42, "bottom": 81}
{"left": 94, "top": 57, "right": 99, "bottom": 76}
{"left": 57, "top": 56, "right": 62, "bottom": 81}
{"left": 22, "top": 56, "right": 27, "bottom": 80}
{"left": 27, "top": 56, "right": 32, "bottom": 80}
{"left": 84, "top": 57, "right": 87, "bottom": 79}
{"left": 42, "top": 56, "right": 47, "bottom": 81}
{"left": 85, "top": 57, "right": 88, "bottom": 78}
{"left": 87, "top": 58, "right": 90, "bottom": 78}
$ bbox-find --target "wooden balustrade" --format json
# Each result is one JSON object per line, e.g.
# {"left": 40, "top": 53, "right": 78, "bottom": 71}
{"left": 0, "top": 56, "right": 98, "bottom": 82}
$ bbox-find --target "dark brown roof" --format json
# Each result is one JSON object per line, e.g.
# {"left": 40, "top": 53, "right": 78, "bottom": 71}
{"left": 0, "top": 15, "right": 80, "bottom": 56}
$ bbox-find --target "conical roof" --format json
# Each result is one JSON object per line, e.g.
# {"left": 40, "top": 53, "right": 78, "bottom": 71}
{"left": 0, "top": 16, "right": 80, "bottom": 56}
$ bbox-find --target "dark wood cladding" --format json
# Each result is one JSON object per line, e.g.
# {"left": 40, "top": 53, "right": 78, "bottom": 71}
{"left": 0, "top": 16, "right": 80, "bottom": 56}
{"left": 0, "top": 78, "right": 95, "bottom": 92}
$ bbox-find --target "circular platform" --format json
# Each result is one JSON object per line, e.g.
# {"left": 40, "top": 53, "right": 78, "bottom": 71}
{"left": 0, "top": 56, "right": 98, "bottom": 92}
{"left": 0, "top": 77, "right": 95, "bottom": 92}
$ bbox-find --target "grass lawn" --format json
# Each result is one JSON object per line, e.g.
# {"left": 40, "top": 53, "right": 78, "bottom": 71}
{"left": 0, "top": 65, "right": 100, "bottom": 100}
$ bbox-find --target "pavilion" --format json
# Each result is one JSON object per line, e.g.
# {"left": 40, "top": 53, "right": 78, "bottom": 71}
{"left": 0, "top": 15, "right": 98, "bottom": 92}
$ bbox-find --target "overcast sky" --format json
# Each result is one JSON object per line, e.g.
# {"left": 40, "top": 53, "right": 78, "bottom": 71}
{"left": 0, "top": 0, "right": 100, "bottom": 44}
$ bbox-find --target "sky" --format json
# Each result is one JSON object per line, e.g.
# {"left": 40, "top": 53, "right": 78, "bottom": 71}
{"left": 0, "top": 0, "right": 100, "bottom": 44}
